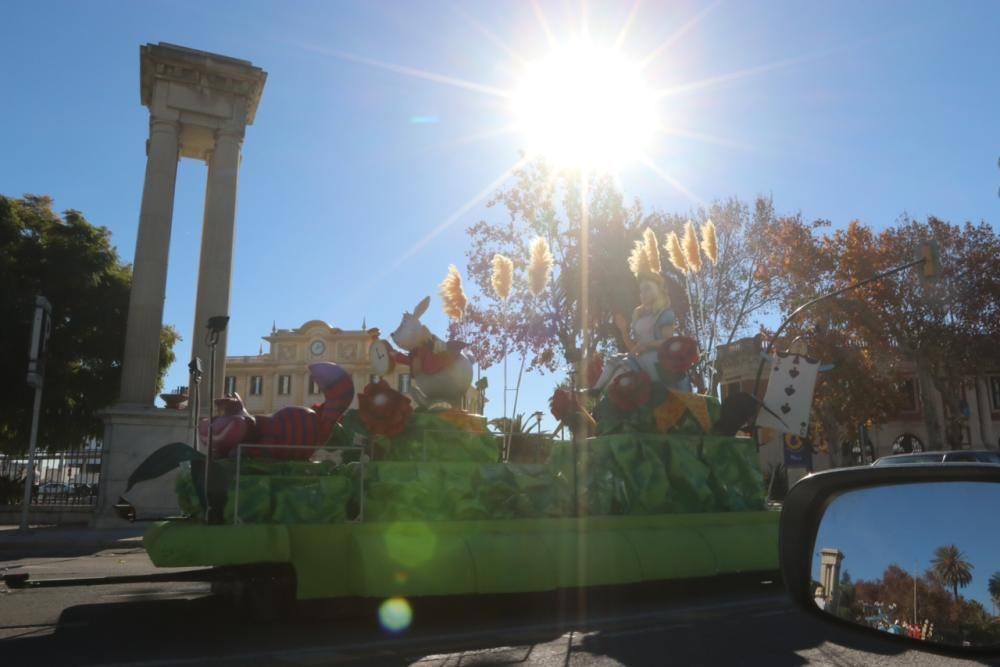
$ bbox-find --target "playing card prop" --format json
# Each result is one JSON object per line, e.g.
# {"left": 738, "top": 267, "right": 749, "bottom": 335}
{"left": 756, "top": 352, "right": 820, "bottom": 437}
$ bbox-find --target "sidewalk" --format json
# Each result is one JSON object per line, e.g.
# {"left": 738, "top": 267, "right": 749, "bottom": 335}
{"left": 0, "top": 523, "right": 146, "bottom": 559}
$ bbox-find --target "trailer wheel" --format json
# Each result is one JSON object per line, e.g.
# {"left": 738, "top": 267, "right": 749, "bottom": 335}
{"left": 243, "top": 568, "right": 296, "bottom": 623}
{"left": 213, "top": 565, "right": 297, "bottom": 623}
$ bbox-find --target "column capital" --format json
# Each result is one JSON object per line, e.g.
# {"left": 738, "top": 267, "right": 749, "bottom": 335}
{"left": 215, "top": 125, "right": 245, "bottom": 148}
{"left": 149, "top": 116, "right": 181, "bottom": 135}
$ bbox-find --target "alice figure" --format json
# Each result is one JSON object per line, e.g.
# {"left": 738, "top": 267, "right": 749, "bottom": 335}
{"left": 590, "top": 228, "right": 690, "bottom": 393}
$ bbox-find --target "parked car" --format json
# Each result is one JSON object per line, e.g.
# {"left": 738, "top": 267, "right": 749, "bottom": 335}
{"left": 67, "top": 482, "right": 92, "bottom": 497}
{"left": 872, "top": 450, "right": 1000, "bottom": 466}
{"left": 37, "top": 482, "right": 71, "bottom": 498}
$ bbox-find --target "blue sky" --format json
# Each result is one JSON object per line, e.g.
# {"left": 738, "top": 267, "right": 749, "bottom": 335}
{"left": 814, "top": 482, "right": 1000, "bottom": 611}
{"left": 2, "top": 1, "right": 998, "bottom": 427}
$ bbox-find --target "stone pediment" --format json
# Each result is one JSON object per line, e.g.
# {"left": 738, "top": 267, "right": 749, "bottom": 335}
{"left": 140, "top": 42, "right": 267, "bottom": 125}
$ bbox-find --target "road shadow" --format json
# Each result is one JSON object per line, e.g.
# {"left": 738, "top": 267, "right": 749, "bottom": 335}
{"left": 4, "top": 577, "right": 996, "bottom": 666}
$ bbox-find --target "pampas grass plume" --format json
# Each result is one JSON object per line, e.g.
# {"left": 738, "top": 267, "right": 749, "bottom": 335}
{"left": 527, "top": 237, "right": 554, "bottom": 297}
{"left": 683, "top": 220, "right": 702, "bottom": 273}
{"left": 439, "top": 264, "right": 468, "bottom": 321}
{"left": 492, "top": 254, "right": 514, "bottom": 301}
{"left": 701, "top": 219, "right": 718, "bottom": 266}
{"left": 665, "top": 231, "right": 688, "bottom": 272}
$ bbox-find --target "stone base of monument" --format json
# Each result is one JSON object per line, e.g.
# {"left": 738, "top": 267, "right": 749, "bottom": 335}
{"left": 94, "top": 405, "right": 192, "bottom": 528}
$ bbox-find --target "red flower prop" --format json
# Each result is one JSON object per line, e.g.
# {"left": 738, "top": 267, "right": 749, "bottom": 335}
{"left": 608, "top": 371, "right": 651, "bottom": 412}
{"left": 359, "top": 379, "right": 412, "bottom": 437}
{"left": 586, "top": 352, "right": 605, "bottom": 387}
{"left": 549, "top": 387, "right": 575, "bottom": 422}
{"left": 657, "top": 336, "right": 700, "bottom": 374}
{"left": 549, "top": 386, "right": 597, "bottom": 436}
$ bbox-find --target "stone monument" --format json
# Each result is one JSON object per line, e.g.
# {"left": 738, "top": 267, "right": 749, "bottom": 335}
{"left": 97, "top": 44, "right": 266, "bottom": 525}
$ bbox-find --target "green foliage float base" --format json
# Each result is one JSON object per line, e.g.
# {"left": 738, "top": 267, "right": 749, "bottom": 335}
{"left": 174, "top": 433, "right": 765, "bottom": 524}
{"left": 149, "top": 432, "right": 775, "bottom": 599}
{"left": 146, "top": 510, "right": 779, "bottom": 600}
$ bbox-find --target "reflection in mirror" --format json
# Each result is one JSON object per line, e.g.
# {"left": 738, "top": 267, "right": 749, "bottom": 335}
{"left": 812, "top": 482, "right": 1000, "bottom": 648}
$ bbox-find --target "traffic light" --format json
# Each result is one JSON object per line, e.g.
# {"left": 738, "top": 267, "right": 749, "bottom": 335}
{"left": 918, "top": 241, "right": 940, "bottom": 280}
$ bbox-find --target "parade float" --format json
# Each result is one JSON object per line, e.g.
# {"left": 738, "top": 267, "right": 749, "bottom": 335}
{"left": 112, "top": 228, "right": 778, "bottom": 610}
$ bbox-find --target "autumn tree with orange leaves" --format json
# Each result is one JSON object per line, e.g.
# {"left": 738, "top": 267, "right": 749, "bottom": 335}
{"left": 760, "top": 215, "right": 1000, "bottom": 455}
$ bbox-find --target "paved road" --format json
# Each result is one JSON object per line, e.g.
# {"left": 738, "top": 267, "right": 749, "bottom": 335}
{"left": 2, "top": 548, "right": 996, "bottom": 666}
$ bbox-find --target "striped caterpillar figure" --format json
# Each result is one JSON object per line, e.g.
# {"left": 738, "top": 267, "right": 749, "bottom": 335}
{"left": 199, "top": 362, "right": 355, "bottom": 460}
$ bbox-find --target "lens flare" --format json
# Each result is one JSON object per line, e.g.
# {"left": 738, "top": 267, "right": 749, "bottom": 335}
{"left": 513, "top": 40, "right": 657, "bottom": 170}
{"left": 378, "top": 597, "right": 413, "bottom": 633}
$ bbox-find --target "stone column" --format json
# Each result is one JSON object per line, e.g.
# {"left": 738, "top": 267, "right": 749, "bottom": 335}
{"left": 119, "top": 117, "right": 181, "bottom": 405}
{"left": 191, "top": 126, "right": 243, "bottom": 413}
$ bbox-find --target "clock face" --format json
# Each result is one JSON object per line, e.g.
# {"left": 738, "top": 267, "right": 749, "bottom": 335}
{"left": 369, "top": 340, "right": 394, "bottom": 375}
{"left": 310, "top": 340, "right": 325, "bottom": 356}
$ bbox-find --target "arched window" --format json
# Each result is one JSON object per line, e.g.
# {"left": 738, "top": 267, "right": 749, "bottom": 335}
{"left": 891, "top": 433, "right": 924, "bottom": 454}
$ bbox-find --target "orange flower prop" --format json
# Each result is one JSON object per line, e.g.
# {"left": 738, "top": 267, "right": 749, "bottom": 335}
{"left": 358, "top": 379, "right": 412, "bottom": 437}
{"left": 654, "top": 389, "right": 712, "bottom": 433}
{"left": 436, "top": 408, "right": 487, "bottom": 433}
{"left": 608, "top": 371, "right": 651, "bottom": 412}
{"left": 657, "top": 336, "right": 699, "bottom": 374}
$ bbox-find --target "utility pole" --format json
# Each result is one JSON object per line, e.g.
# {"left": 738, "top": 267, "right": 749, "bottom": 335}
{"left": 20, "top": 296, "right": 52, "bottom": 532}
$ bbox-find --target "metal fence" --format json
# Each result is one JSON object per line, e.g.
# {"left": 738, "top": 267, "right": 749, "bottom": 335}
{"left": 0, "top": 447, "right": 102, "bottom": 506}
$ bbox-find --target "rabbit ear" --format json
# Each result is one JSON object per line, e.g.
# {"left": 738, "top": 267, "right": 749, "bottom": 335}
{"left": 413, "top": 296, "right": 430, "bottom": 319}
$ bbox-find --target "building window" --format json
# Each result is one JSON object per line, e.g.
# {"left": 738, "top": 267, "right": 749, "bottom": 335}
{"left": 896, "top": 378, "right": 919, "bottom": 413}
{"left": 278, "top": 375, "right": 292, "bottom": 395}
{"left": 249, "top": 376, "right": 263, "bottom": 396}
{"left": 309, "top": 379, "right": 320, "bottom": 395}
{"left": 990, "top": 376, "right": 1000, "bottom": 412}
{"left": 224, "top": 376, "right": 237, "bottom": 395}
{"left": 370, "top": 374, "right": 381, "bottom": 385}
{"left": 398, "top": 373, "right": 411, "bottom": 394}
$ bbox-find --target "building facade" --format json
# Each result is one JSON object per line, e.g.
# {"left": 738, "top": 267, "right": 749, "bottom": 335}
{"left": 222, "top": 320, "right": 483, "bottom": 416}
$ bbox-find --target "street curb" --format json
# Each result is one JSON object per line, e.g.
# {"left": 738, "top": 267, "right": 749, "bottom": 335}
{"left": 0, "top": 528, "right": 146, "bottom": 559}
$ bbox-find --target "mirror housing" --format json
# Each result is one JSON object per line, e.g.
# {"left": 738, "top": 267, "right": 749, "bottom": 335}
{"left": 781, "top": 464, "right": 1000, "bottom": 652}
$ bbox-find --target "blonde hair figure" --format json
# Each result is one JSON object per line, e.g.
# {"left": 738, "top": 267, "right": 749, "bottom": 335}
{"left": 590, "top": 228, "right": 684, "bottom": 395}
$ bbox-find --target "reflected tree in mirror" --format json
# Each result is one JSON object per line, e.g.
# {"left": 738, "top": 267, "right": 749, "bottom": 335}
{"left": 989, "top": 572, "right": 1000, "bottom": 612}
{"left": 931, "top": 544, "right": 973, "bottom": 601}
{"left": 811, "top": 482, "right": 1000, "bottom": 648}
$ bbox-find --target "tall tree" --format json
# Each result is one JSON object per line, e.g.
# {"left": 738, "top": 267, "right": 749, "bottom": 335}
{"left": 650, "top": 196, "right": 788, "bottom": 393}
{"left": 460, "top": 161, "right": 790, "bottom": 398}
{"left": 988, "top": 571, "right": 1000, "bottom": 612}
{"left": 459, "top": 160, "right": 644, "bottom": 373}
{"left": 759, "top": 215, "right": 1000, "bottom": 455}
{"left": 0, "top": 195, "right": 179, "bottom": 453}
{"left": 932, "top": 544, "right": 974, "bottom": 602}
{"left": 871, "top": 217, "right": 1000, "bottom": 449}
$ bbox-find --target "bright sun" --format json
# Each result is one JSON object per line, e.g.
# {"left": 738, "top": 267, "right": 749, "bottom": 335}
{"left": 512, "top": 41, "right": 657, "bottom": 171}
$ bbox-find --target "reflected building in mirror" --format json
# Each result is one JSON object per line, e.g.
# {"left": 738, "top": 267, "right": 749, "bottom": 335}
{"left": 817, "top": 547, "right": 845, "bottom": 612}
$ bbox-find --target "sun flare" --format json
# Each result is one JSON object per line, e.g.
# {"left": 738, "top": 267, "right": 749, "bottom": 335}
{"left": 512, "top": 41, "right": 657, "bottom": 171}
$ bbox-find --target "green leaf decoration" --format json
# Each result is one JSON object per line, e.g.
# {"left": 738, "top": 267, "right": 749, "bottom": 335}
{"left": 126, "top": 442, "right": 204, "bottom": 492}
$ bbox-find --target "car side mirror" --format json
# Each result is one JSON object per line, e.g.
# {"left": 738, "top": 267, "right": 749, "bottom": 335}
{"left": 780, "top": 464, "right": 1000, "bottom": 652}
